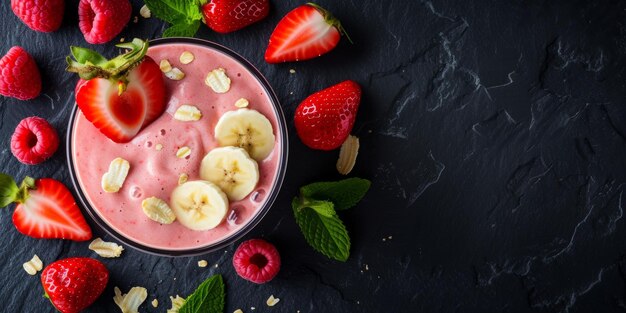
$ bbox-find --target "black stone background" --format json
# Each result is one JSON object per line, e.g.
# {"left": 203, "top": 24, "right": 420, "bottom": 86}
{"left": 2, "top": 0, "right": 626, "bottom": 312}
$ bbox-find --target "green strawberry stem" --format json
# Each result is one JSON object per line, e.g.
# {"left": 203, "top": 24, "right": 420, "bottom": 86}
{"left": 307, "top": 2, "right": 353, "bottom": 44}
{"left": 0, "top": 173, "right": 35, "bottom": 207}
{"left": 66, "top": 38, "right": 149, "bottom": 94}
{"left": 16, "top": 176, "right": 35, "bottom": 204}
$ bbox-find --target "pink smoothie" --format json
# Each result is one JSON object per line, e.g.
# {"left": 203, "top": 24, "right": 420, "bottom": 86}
{"left": 71, "top": 42, "right": 283, "bottom": 251}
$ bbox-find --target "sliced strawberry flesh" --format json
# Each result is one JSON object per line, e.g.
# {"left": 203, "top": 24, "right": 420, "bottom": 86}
{"left": 108, "top": 88, "right": 145, "bottom": 127}
{"left": 265, "top": 4, "right": 343, "bottom": 63}
{"left": 12, "top": 178, "right": 92, "bottom": 241}
{"left": 128, "top": 56, "right": 166, "bottom": 126}
{"left": 76, "top": 78, "right": 146, "bottom": 143}
{"left": 271, "top": 7, "right": 338, "bottom": 56}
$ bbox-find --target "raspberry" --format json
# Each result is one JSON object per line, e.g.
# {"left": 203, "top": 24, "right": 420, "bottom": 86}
{"left": 11, "top": 0, "right": 64, "bottom": 32}
{"left": 0, "top": 47, "right": 42, "bottom": 100}
{"left": 78, "top": 0, "right": 131, "bottom": 44}
{"left": 233, "top": 239, "right": 281, "bottom": 284}
{"left": 11, "top": 117, "right": 59, "bottom": 165}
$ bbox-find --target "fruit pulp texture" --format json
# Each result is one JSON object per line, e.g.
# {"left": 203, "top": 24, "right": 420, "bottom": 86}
{"left": 71, "top": 43, "right": 281, "bottom": 250}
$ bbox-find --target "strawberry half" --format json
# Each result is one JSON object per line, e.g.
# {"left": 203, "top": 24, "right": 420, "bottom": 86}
{"left": 0, "top": 174, "right": 92, "bottom": 241}
{"left": 42, "top": 257, "right": 109, "bottom": 313}
{"left": 67, "top": 38, "right": 166, "bottom": 143}
{"left": 202, "top": 0, "right": 270, "bottom": 34}
{"left": 294, "top": 80, "right": 361, "bottom": 150}
{"left": 265, "top": 3, "right": 349, "bottom": 63}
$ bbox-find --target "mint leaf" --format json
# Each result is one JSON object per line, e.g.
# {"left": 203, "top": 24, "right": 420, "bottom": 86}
{"left": 144, "top": 0, "right": 200, "bottom": 24}
{"left": 293, "top": 198, "right": 350, "bottom": 261}
{"left": 301, "top": 178, "right": 371, "bottom": 210}
{"left": 186, "top": 0, "right": 204, "bottom": 21}
{"left": 0, "top": 174, "right": 18, "bottom": 208}
{"left": 294, "top": 199, "right": 335, "bottom": 217}
{"left": 144, "top": 0, "right": 202, "bottom": 38}
{"left": 307, "top": 200, "right": 335, "bottom": 217}
{"left": 179, "top": 275, "right": 225, "bottom": 313}
{"left": 163, "top": 21, "right": 201, "bottom": 38}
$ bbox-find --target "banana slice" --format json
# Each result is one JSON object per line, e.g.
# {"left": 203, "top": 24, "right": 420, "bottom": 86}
{"left": 170, "top": 180, "right": 229, "bottom": 231}
{"left": 200, "top": 146, "right": 259, "bottom": 201}
{"left": 214, "top": 109, "right": 275, "bottom": 161}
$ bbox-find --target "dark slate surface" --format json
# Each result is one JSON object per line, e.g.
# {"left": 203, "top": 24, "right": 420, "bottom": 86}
{"left": 2, "top": 0, "right": 626, "bottom": 312}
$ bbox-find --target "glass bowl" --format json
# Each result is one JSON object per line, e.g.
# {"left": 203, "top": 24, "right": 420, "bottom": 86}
{"left": 66, "top": 37, "right": 288, "bottom": 257}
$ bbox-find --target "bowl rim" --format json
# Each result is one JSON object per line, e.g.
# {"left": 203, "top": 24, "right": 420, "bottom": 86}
{"left": 66, "top": 37, "right": 288, "bottom": 257}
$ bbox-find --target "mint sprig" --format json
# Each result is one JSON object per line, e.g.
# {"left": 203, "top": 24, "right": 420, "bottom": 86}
{"left": 292, "top": 178, "right": 371, "bottom": 261}
{"left": 179, "top": 274, "right": 225, "bottom": 313}
{"left": 144, "top": 0, "right": 204, "bottom": 38}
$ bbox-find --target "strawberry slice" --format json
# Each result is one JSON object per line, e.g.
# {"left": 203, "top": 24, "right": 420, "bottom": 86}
{"left": 129, "top": 57, "right": 167, "bottom": 126}
{"left": 265, "top": 3, "right": 349, "bottom": 63}
{"left": 67, "top": 39, "right": 166, "bottom": 143}
{"left": 0, "top": 174, "right": 92, "bottom": 241}
{"left": 75, "top": 78, "right": 146, "bottom": 143}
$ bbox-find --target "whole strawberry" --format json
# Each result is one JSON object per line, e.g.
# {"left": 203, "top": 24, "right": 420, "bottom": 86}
{"left": 41, "top": 257, "right": 109, "bottom": 313}
{"left": 11, "top": 0, "right": 65, "bottom": 32}
{"left": 0, "top": 46, "right": 42, "bottom": 100}
{"left": 78, "top": 0, "right": 131, "bottom": 44}
{"left": 202, "top": 0, "right": 269, "bottom": 34}
{"left": 294, "top": 80, "right": 362, "bottom": 150}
